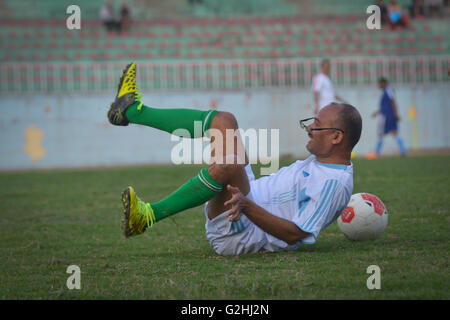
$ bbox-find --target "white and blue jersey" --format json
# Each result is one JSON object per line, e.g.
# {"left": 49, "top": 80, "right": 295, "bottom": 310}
{"left": 248, "top": 155, "right": 353, "bottom": 251}
{"left": 205, "top": 155, "right": 353, "bottom": 255}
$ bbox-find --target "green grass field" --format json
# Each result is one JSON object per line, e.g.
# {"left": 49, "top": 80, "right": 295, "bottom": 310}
{"left": 0, "top": 155, "right": 449, "bottom": 299}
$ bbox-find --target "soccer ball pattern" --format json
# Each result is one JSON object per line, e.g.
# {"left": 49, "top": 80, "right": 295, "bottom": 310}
{"left": 337, "top": 193, "right": 388, "bottom": 241}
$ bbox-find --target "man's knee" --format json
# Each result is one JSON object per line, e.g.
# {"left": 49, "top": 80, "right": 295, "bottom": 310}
{"left": 207, "top": 161, "right": 243, "bottom": 184}
{"left": 211, "top": 111, "right": 238, "bottom": 130}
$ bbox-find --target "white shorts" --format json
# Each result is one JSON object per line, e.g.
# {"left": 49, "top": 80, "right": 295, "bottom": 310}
{"left": 204, "top": 164, "right": 268, "bottom": 255}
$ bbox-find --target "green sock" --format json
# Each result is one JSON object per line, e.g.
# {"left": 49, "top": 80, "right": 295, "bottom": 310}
{"left": 125, "top": 103, "right": 218, "bottom": 138}
{"left": 150, "top": 168, "right": 223, "bottom": 222}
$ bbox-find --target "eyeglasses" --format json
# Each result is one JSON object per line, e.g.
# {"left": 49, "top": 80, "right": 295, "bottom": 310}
{"left": 299, "top": 117, "right": 345, "bottom": 133}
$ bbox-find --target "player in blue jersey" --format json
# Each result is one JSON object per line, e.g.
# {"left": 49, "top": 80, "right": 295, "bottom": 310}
{"left": 108, "top": 63, "right": 363, "bottom": 255}
{"left": 369, "top": 77, "right": 406, "bottom": 158}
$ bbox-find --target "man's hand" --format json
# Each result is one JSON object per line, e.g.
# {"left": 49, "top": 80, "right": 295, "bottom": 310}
{"left": 224, "top": 184, "right": 309, "bottom": 245}
{"left": 224, "top": 185, "right": 248, "bottom": 222}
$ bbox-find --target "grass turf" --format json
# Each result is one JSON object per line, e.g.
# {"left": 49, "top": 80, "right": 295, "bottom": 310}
{"left": 0, "top": 155, "right": 449, "bottom": 299}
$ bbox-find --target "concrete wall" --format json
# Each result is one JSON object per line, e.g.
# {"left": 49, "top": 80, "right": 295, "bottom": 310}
{"left": 0, "top": 83, "right": 448, "bottom": 170}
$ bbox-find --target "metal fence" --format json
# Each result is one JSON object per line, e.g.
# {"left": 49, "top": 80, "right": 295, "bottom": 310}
{"left": 1, "top": 55, "right": 448, "bottom": 93}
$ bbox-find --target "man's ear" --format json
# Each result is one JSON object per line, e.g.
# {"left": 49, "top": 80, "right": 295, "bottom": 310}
{"left": 331, "top": 131, "right": 344, "bottom": 145}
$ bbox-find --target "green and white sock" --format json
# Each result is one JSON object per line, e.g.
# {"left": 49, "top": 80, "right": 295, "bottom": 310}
{"left": 125, "top": 102, "right": 218, "bottom": 138}
{"left": 150, "top": 168, "right": 223, "bottom": 222}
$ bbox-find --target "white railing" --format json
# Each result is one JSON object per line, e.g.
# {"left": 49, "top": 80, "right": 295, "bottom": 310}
{"left": 0, "top": 56, "right": 448, "bottom": 93}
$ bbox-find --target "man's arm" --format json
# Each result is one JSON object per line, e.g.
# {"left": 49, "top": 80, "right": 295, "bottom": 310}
{"left": 224, "top": 185, "right": 309, "bottom": 245}
{"left": 335, "top": 94, "right": 349, "bottom": 104}
{"left": 313, "top": 91, "right": 320, "bottom": 115}
{"left": 391, "top": 99, "right": 400, "bottom": 121}
{"left": 386, "top": 87, "right": 400, "bottom": 121}
{"left": 312, "top": 75, "right": 321, "bottom": 115}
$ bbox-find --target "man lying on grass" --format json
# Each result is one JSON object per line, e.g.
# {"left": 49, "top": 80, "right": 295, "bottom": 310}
{"left": 107, "top": 63, "right": 362, "bottom": 255}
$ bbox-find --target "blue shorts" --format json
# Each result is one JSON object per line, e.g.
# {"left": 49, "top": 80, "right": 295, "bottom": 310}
{"left": 382, "top": 115, "right": 398, "bottom": 134}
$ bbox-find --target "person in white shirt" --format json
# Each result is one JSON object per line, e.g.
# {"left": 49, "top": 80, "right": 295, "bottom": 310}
{"left": 312, "top": 59, "right": 349, "bottom": 115}
{"left": 204, "top": 103, "right": 361, "bottom": 254}
{"left": 112, "top": 63, "right": 362, "bottom": 255}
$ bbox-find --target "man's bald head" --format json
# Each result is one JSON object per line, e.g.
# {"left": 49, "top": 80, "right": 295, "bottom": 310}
{"left": 329, "top": 103, "right": 362, "bottom": 150}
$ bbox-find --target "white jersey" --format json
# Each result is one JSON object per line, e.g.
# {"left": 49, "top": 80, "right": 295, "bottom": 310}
{"left": 249, "top": 155, "right": 353, "bottom": 251}
{"left": 312, "top": 73, "right": 336, "bottom": 110}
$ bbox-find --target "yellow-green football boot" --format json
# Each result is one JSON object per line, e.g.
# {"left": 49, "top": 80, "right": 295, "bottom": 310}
{"left": 121, "top": 186, "right": 156, "bottom": 238}
{"left": 107, "top": 62, "right": 143, "bottom": 126}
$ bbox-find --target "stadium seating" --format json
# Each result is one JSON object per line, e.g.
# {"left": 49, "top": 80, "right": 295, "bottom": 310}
{"left": 0, "top": 0, "right": 418, "bottom": 20}
{"left": 1, "top": 16, "right": 448, "bottom": 62}
{"left": 0, "top": 0, "right": 448, "bottom": 93}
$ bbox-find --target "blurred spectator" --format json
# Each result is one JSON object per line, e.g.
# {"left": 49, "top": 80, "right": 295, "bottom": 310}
{"left": 366, "top": 77, "right": 406, "bottom": 159}
{"left": 311, "top": 59, "right": 349, "bottom": 115}
{"left": 424, "top": 0, "right": 444, "bottom": 17}
{"left": 387, "top": 0, "right": 410, "bottom": 29}
{"left": 120, "top": 3, "right": 131, "bottom": 33}
{"left": 409, "top": 0, "right": 425, "bottom": 18}
{"left": 100, "top": 1, "right": 121, "bottom": 32}
{"left": 377, "top": 0, "right": 390, "bottom": 25}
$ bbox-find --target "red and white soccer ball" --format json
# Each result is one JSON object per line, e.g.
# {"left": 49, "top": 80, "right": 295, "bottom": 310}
{"left": 338, "top": 193, "right": 388, "bottom": 241}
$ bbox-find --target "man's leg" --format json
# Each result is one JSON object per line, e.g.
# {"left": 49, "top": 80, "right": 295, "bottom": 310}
{"left": 205, "top": 111, "right": 250, "bottom": 220}
{"left": 143, "top": 111, "right": 249, "bottom": 222}
{"left": 120, "top": 111, "right": 249, "bottom": 237}
{"left": 124, "top": 102, "right": 217, "bottom": 138}
{"left": 107, "top": 62, "right": 217, "bottom": 139}
{"left": 109, "top": 63, "right": 249, "bottom": 236}
{"left": 392, "top": 130, "right": 406, "bottom": 156}
{"left": 376, "top": 118, "right": 388, "bottom": 157}
{"left": 375, "top": 136, "right": 383, "bottom": 156}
